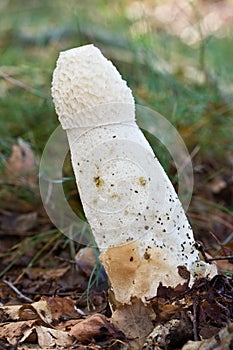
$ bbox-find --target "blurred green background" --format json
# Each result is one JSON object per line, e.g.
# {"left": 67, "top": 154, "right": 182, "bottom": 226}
{"left": 0, "top": 0, "right": 232, "bottom": 258}
{"left": 1, "top": 0, "right": 232, "bottom": 157}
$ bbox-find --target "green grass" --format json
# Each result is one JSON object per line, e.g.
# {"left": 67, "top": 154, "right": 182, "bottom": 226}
{"left": 0, "top": 1, "right": 232, "bottom": 160}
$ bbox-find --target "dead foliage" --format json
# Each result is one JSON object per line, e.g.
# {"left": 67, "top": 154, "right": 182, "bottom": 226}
{"left": 0, "top": 273, "right": 232, "bottom": 349}
{"left": 145, "top": 274, "right": 233, "bottom": 349}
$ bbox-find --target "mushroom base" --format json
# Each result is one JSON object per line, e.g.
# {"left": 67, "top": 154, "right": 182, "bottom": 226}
{"left": 99, "top": 241, "right": 193, "bottom": 305}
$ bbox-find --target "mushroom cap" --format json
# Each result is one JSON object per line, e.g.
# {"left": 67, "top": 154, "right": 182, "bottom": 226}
{"left": 51, "top": 45, "right": 135, "bottom": 129}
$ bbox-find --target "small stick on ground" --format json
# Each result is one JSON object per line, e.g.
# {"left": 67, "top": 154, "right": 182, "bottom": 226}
{"left": 3, "top": 279, "right": 33, "bottom": 303}
{"left": 208, "top": 255, "right": 233, "bottom": 262}
{"left": 193, "top": 296, "right": 200, "bottom": 341}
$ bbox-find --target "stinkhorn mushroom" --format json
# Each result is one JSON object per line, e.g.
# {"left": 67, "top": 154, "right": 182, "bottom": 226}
{"left": 51, "top": 44, "right": 217, "bottom": 305}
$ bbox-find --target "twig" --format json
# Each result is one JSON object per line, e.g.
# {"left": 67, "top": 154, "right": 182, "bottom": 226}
{"left": 209, "top": 231, "right": 230, "bottom": 257}
{"left": 3, "top": 279, "right": 33, "bottom": 303}
{"left": 54, "top": 256, "right": 76, "bottom": 264}
{"left": 192, "top": 296, "right": 200, "bottom": 341}
{"left": 0, "top": 70, "right": 49, "bottom": 99}
{"left": 208, "top": 256, "right": 233, "bottom": 262}
{"left": 22, "top": 290, "right": 77, "bottom": 297}
{"left": 195, "top": 241, "right": 233, "bottom": 263}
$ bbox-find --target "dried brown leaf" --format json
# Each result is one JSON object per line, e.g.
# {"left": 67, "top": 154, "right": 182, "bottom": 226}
{"left": 0, "top": 296, "right": 81, "bottom": 325}
{"left": 36, "top": 325, "right": 74, "bottom": 348}
{"left": 112, "top": 299, "right": 154, "bottom": 350}
{"left": 69, "top": 313, "right": 125, "bottom": 344}
{"left": 152, "top": 301, "right": 181, "bottom": 323}
{"left": 41, "top": 295, "right": 80, "bottom": 321}
{"left": 0, "top": 321, "right": 74, "bottom": 348}
{"left": 5, "top": 138, "right": 37, "bottom": 186}
{"left": 0, "top": 299, "right": 52, "bottom": 323}
{"left": 1, "top": 211, "right": 37, "bottom": 233}
{"left": 0, "top": 320, "right": 37, "bottom": 346}
{"left": 31, "top": 299, "right": 52, "bottom": 324}
{"left": 0, "top": 303, "right": 23, "bottom": 322}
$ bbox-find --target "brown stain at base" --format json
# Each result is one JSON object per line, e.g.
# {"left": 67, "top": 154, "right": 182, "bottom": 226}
{"left": 99, "top": 241, "right": 141, "bottom": 303}
{"left": 100, "top": 243, "right": 190, "bottom": 305}
{"left": 100, "top": 241, "right": 140, "bottom": 278}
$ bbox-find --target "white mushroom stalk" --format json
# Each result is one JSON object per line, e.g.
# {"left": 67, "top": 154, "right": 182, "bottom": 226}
{"left": 51, "top": 45, "right": 217, "bottom": 305}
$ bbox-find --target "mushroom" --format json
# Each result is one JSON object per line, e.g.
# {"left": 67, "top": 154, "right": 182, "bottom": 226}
{"left": 51, "top": 44, "right": 217, "bottom": 305}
